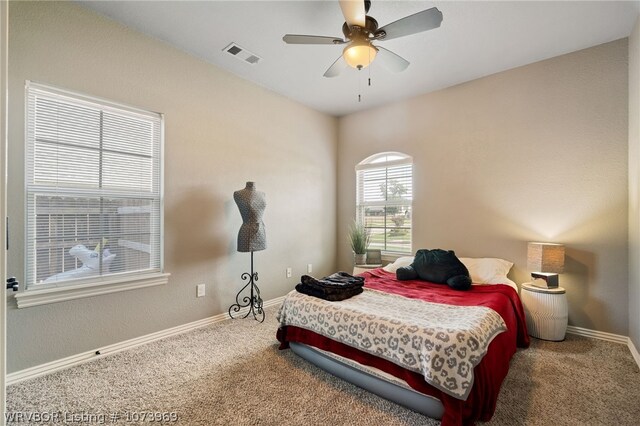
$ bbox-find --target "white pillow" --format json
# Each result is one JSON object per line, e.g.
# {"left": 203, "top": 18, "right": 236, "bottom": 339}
{"left": 382, "top": 256, "right": 414, "bottom": 273}
{"left": 459, "top": 257, "right": 517, "bottom": 290}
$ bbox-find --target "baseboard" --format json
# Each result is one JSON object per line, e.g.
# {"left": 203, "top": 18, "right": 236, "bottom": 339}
{"left": 566, "top": 325, "right": 640, "bottom": 369}
{"left": 629, "top": 338, "right": 640, "bottom": 369}
{"left": 6, "top": 295, "right": 286, "bottom": 385}
{"left": 566, "top": 325, "right": 629, "bottom": 344}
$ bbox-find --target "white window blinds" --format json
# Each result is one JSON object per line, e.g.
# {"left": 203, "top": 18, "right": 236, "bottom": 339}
{"left": 25, "top": 82, "right": 163, "bottom": 289}
{"left": 356, "top": 153, "right": 412, "bottom": 254}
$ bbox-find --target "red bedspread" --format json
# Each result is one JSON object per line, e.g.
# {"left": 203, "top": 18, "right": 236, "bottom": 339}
{"left": 277, "top": 269, "right": 529, "bottom": 426}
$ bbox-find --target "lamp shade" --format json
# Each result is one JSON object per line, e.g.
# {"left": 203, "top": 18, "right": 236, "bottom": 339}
{"left": 343, "top": 40, "right": 377, "bottom": 69}
{"left": 527, "top": 242, "right": 565, "bottom": 273}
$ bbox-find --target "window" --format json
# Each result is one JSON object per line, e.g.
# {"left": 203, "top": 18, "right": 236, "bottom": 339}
{"left": 356, "top": 152, "right": 413, "bottom": 254}
{"left": 18, "top": 82, "right": 167, "bottom": 306}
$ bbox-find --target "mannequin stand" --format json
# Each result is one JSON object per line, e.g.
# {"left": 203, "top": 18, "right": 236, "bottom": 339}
{"left": 229, "top": 251, "right": 264, "bottom": 323}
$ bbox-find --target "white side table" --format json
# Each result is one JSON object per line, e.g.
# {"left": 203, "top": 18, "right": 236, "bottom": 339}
{"left": 353, "top": 264, "right": 382, "bottom": 275}
{"left": 520, "top": 283, "right": 568, "bottom": 341}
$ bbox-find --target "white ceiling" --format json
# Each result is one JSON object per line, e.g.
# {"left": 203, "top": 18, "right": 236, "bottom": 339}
{"left": 77, "top": 1, "right": 640, "bottom": 117}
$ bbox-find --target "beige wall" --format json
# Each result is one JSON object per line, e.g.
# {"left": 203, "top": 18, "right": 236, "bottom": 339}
{"left": 629, "top": 15, "right": 640, "bottom": 349}
{"left": 6, "top": 2, "right": 337, "bottom": 372}
{"left": 338, "top": 39, "right": 629, "bottom": 335}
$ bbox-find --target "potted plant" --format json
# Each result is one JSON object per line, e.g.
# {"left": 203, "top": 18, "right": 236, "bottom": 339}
{"left": 348, "top": 221, "right": 370, "bottom": 265}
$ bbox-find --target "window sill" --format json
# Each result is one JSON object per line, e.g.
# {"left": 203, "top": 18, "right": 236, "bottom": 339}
{"left": 14, "top": 272, "right": 170, "bottom": 308}
{"left": 381, "top": 251, "right": 412, "bottom": 263}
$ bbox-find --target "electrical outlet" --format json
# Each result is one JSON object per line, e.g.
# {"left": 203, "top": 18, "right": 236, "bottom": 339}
{"left": 307, "top": 264, "right": 313, "bottom": 273}
{"left": 196, "top": 283, "right": 205, "bottom": 297}
{"left": 286, "top": 267, "right": 292, "bottom": 278}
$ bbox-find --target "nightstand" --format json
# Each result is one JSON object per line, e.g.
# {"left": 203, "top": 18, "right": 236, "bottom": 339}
{"left": 520, "top": 282, "right": 568, "bottom": 341}
{"left": 353, "top": 264, "right": 382, "bottom": 275}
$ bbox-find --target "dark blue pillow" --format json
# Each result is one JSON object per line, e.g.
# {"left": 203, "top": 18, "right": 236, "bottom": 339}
{"left": 396, "top": 249, "right": 471, "bottom": 291}
{"left": 447, "top": 274, "right": 472, "bottom": 291}
{"left": 396, "top": 265, "right": 418, "bottom": 281}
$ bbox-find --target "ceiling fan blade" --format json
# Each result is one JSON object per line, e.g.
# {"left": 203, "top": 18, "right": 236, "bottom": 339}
{"left": 339, "top": 0, "right": 366, "bottom": 28}
{"left": 323, "top": 55, "right": 347, "bottom": 78}
{"left": 376, "top": 7, "right": 443, "bottom": 41}
{"left": 375, "top": 46, "right": 409, "bottom": 73}
{"left": 283, "top": 35, "right": 345, "bottom": 45}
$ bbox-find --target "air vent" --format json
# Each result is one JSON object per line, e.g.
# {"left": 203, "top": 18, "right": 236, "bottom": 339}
{"left": 227, "top": 45, "right": 242, "bottom": 55}
{"left": 245, "top": 55, "right": 260, "bottom": 64}
{"left": 223, "top": 43, "right": 262, "bottom": 65}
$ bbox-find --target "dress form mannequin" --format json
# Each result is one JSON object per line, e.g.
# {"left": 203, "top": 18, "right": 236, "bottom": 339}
{"left": 229, "top": 182, "right": 267, "bottom": 322}
{"left": 233, "top": 182, "right": 266, "bottom": 252}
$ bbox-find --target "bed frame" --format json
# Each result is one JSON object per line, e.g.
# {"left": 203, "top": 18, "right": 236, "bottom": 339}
{"left": 290, "top": 342, "right": 444, "bottom": 419}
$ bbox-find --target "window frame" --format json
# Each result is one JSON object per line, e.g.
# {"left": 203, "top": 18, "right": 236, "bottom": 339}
{"left": 355, "top": 152, "right": 413, "bottom": 256}
{"left": 15, "top": 81, "right": 169, "bottom": 308}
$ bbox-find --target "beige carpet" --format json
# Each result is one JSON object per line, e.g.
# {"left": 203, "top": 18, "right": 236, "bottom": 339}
{"left": 7, "top": 306, "right": 640, "bottom": 425}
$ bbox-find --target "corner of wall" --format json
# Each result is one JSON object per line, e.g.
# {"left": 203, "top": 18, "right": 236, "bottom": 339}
{"left": 629, "top": 13, "right": 640, "bottom": 351}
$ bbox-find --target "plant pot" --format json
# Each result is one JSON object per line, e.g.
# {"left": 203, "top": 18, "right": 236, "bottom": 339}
{"left": 354, "top": 253, "right": 366, "bottom": 265}
{"left": 366, "top": 249, "right": 381, "bottom": 265}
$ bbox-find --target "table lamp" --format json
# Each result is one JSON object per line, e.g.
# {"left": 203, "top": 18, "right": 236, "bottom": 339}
{"left": 527, "top": 242, "right": 565, "bottom": 288}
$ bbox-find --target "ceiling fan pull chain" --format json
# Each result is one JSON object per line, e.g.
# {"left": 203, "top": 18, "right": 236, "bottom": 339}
{"left": 368, "top": 48, "right": 372, "bottom": 87}
{"left": 358, "top": 67, "right": 362, "bottom": 102}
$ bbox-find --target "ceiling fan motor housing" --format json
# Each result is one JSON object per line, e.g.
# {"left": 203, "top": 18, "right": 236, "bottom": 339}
{"left": 342, "top": 15, "right": 379, "bottom": 40}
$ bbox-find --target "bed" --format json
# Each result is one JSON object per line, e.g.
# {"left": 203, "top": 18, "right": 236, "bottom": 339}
{"left": 276, "top": 263, "right": 529, "bottom": 426}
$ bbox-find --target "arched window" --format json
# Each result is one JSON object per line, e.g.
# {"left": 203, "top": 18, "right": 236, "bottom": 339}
{"left": 356, "top": 152, "right": 413, "bottom": 254}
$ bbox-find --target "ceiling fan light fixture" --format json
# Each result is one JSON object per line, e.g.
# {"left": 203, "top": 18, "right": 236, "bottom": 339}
{"left": 282, "top": 3, "right": 443, "bottom": 78}
{"left": 343, "top": 39, "right": 377, "bottom": 69}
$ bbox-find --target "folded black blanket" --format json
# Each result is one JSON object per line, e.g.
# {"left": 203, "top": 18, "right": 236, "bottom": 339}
{"left": 295, "top": 282, "right": 363, "bottom": 301}
{"left": 295, "top": 271, "right": 364, "bottom": 301}
{"left": 301, "top": 272, "right": 364, "bottom": 289}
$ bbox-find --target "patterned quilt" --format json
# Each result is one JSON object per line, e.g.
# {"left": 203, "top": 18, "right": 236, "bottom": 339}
{"left": 277, "top": 288, "right": 507, "bottom": 400}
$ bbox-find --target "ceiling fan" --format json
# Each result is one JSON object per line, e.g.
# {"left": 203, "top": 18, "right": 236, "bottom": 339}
{"left": 283, "top": 0, "right": 443, "bottom": 78}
